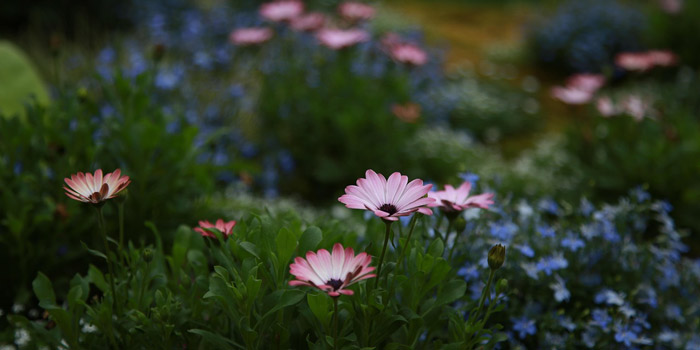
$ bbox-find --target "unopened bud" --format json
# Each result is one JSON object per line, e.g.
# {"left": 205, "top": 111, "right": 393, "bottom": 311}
{"left": 496, "top": 278, "right": 508, "bottom": 294}
{"left": 143, "top": 248, "right": 153, "bottom": 263}
{"left": 488, "top": 244, "right": 506, "bottom": 270}
{"left": 453, "top": 216, "right": 467, "bottom": 233}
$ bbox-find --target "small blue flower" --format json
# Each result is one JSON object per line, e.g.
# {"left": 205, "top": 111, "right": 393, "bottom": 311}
{"left": 580, "top": 197, "right": 595, "bottom": 216}
{"left": 591, "top": 309, "right": 611, "bottom": 329}
{"left": 458, "top": 172, "right": 480, "bottom": 186}
{"left": 631, "top": 186, "right": 651, "bottom": 203}
{"left": 594, "top": 289, "right": 624, "bottom": 306}
{"left": 536, "top": 255, "right": 568, "bottom": 276}
{"left": 538, "top": 224, "right": 556, "bottom": 238}
{"left": 550, "top": 275, "right": 570, "bottom": 302}
{"left": 561, "top": 234, "right": 585, "bottom": 252}
{"left": 512, "top": 316, "right": 537, "bottom": 339}
{"left": 517, "top": 244, "right": 535, "bottom": 258}
{"left": 539, "top": 198, "right": 560, "bottom": 216}
{"left": 614, "top": 327, "right": 637, "bottom": 347}
{"left": 489, "top": 221, "right": 518, "bottom": 241}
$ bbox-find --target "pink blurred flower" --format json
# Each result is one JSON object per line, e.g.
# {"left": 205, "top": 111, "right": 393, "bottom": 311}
{"left": 338, "top": 169, "right": 434, "bottom": 221}
{"left": 64, "top": 169, "right": 131, "bottom": 204}
{"left": 391, "top": 102, "right": 421, "bottom": 123}
{"left": 551, "top": 86, "right": 594, "bottom": 105}
{"left": 622, "top": 95, "right": 650, "bottom": 121}
{"left": 338, "top": 1, "right": 375, "bottom": 21}
{"left": 389, "top": 42, "right": 428, "bottom": 66}
{"left": 428, "top": 182, "right": 495, "bottom": 213}
{"left": 615, "top": 50, "right": 678, "bottom": 72}
{"left": 194, "top": 219, "right": 236, "bottom": 238}
{"left": 230, "top": 28, "right": 273, "bottom": 45}
{"left": 259, "top": 0, "right": 303, "bottom": 22}
{"left": 289, "top": 243, "right": 376, "bottom": 297}
{"left": 290, "top": 12, "right": 326, "bottom": 32}
{"left": 316, "top": 28, "right": 369, "bottom": 49}
{"left": 648, "top": 50, "right": 678, "bottom": 67}
{"left": 659, "top": 0, "right": 683, "bottom": 14}
{"left": 567, "top": 74, "right": 605, "bottom": 93}
{"left": 596, "top": 97, "right": 617, "bottom": 117}
{"left": 616, "top": 52, "right": 656, "bottom": 72}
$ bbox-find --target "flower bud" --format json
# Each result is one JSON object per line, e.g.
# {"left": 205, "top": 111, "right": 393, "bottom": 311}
{"left": 496, "top": 278, "right": 508, "bottom": 294}
{"left": 488, "top": 244, "right": 506, "bottom": 270}
{"left": 143, "top": 248, "right": 154, "bottom": 263}
{"left": 453, "top": 216, "right": 467, "bottom": 233}
{"left": 77, "top": 87, "right": 88, "bottom": 103}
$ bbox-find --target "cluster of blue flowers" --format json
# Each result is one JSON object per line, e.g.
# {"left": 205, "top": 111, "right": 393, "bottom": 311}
{"left": 447, "top": 182, "right": 700, "bottom": 348}
{"left": 531, "top": 0, "right": 647, "bottom": 73}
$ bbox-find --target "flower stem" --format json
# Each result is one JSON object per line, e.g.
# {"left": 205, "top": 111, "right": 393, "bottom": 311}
{"left": 374, "top": 221, "right": 392, "bottom": 288}
{"left": 96, "top": 207, "right": 119, "bottom": 313}
{"left": 471, "top": 269, "right": 495, "bottom": 326}
{"left": 118, "top": 201, "right": 125, "bottom": 263}
{"left": 396, "top": 214, "right": 419, "bottom": 272}
{"left": 333, "top": 298, "right": 339, "bottom": 350}
{"left": 447, "top": 220, "right": 459, "bottom": 261}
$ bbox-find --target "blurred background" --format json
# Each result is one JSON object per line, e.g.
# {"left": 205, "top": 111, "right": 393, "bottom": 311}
{"left": 1, "top": 0, "right": 699, "bottom": 338}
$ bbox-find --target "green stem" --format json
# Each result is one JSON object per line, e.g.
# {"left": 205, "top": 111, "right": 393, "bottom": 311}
{"left": 96, "top": 207, "right": 119, "bottom": 314}
{"left": 333, "top": 297, "right": 339, "bottom": 350}
{"left": 137, "top": 260, "right": 149, "bottom": 310}
{"left": 396, "top": 214, "right": 419, "bottom": 272}
{"left": 118, "top": 202, "right": 125, "bottom": 263}
{"left": 471, "top": 269, "right": 495, "bottom": 327}
{"left": 374, "top": 221, "right": 392, "bottom": 288}
{"left": 447, "top": 221, "right": 459, "bottom": 261}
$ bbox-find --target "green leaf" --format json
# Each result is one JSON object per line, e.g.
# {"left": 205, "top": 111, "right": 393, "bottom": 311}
{"left": 80, "top": 241, "right": 107, "bottom": 260}
{"left": 276, "top": 227, "right": 298, "bottom": 265}
{"left": 260, "top": 289, "right": 305, "bottom": 322}
{"left": 435, "top": 279, "right": 466, "bottom": 307}
{"left": 87, "top": 265, "right": 108, "bottom": 292}
{"left": 32, "top": 272, "right": 56, "bottom": 307}
{"left": 307, "top": 292, "right": 331, "bottom": 327}
{"left": 189, "top": 329, "right": 245, "bottom": 349}
{"left": 239, "top": 242, "right": 261, "bottom": 260}
{"left": 298, "top": 226, "right": 322, "bottom": 253}
{"left": 427, "top": 238, "right": 444, "bottom": 258}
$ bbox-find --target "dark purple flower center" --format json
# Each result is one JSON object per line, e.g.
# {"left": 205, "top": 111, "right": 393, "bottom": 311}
{"left": 327, "top": 278, "right": 344, "bottom": 291}
{"left": 379, "top": 204, "right": 398, "bottom": 215}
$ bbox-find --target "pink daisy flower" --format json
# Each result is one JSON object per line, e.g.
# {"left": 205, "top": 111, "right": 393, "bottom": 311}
{"left": 622, "top": 95, "right": 651, "bottom": 122}
{"left": 389, "top": 42, "right": 428, "bottom": 66}
{"left": 259, "top": 0, "right": 303, "bottom": 22}
{"left": 566, "top": 74, "right": 605, "bottom": 93}
{"left": 338, "top": 170, "right": 434, "bottom": 221}
{"left": 596, "top": 97, "right": 617, "bottom": 117}
{"left": 289, "top": 243, "right": 376, "bottom": 297}
{"left": 428, "top": 182, "right": 495, "bottom": 213}
{"left": 230, "top": 28, "right": 273, "bottom": 46}
{"left": 648, "top": 50, "right": 678, "bottom": 67}
{"left": 290, "top": 12, "right": 326, "bottom": 32}
{"left": 550, "top": 86, "right": 594, "bottom": 105}
{"left": 194, "top": 219, "right": 237, "bottom": 238}
{"left": 615, "top": 52, "right": 656, "bottom": 72}
{"left": 338, "top": 1, "right": 375, "bottom": 22}
{"left": 316, "top": 28, "right": 369, "bottom": 50}
{"left": 64, "top": 169, "right": 131, "bottom": 204}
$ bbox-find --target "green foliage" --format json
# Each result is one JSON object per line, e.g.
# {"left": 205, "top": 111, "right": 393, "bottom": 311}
{"left": 564, "top": 69, "right": 700, "bottom": 236}
{"left": 0, "top": 41, "right": 49, "bottom": 118}
{"left": 11, "top": 209, "right": 505, "bottom": 349}
{"left": 0, "top": 71, "right": 215, "bottom": 308}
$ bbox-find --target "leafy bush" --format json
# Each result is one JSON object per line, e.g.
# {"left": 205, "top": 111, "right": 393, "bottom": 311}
{"left": 564, "top": 68, "right": 700, "bottom": 239}
{"left": 9, "top": 198, "right": 507, "bottom": 349}
{"left": 0, "top": 72, "right": 215, "bottom": 309}
{"left": 529, "top": 0, "right": 646, "bottom": 74}
{"left": 433, "top": 69, "right": 541, "bottom": 143}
